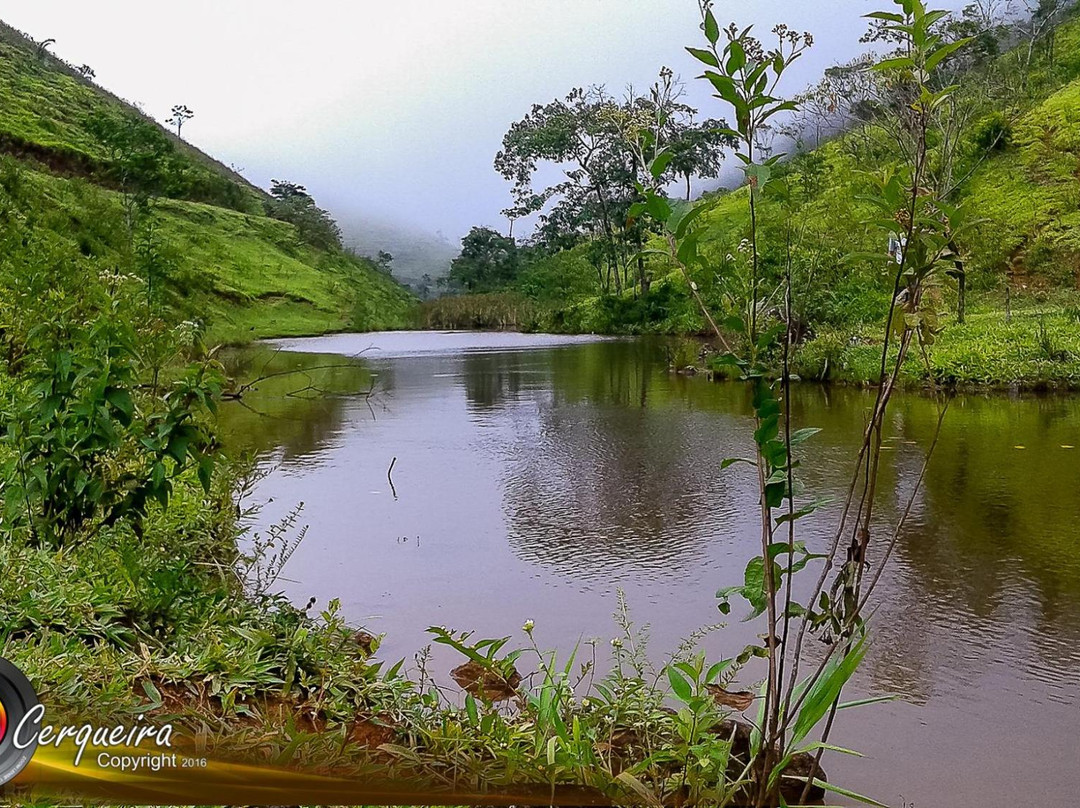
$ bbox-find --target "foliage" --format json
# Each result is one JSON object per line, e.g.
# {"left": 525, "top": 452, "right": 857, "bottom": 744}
{"left": 265, "top": 179, "right": 343, "bottom": 252}
{"left": 494, "top": 75, "right": 733, "bottom": 296}
{"left": 414, "top": 292, "right": 546, "bottom": 331}
{"left": 445, "top": 226, "right": 520, "bottom": 292}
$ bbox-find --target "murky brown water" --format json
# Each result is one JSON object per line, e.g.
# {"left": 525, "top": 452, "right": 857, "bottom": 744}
{"left": 220, "top": 331, "right": 1080, "bottom": 808}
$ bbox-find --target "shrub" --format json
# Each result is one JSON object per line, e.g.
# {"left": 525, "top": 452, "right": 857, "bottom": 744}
{"left": 970, "top": 111, "right": 1013, "bottom": 152}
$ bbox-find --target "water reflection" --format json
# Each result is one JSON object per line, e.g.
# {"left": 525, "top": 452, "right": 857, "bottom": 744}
{"left": 222, "top": 332, "right": 1080, "bottom": 808}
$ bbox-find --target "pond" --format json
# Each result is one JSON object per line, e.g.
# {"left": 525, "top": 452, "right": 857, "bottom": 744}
{"left": 219, "top": 331, "right": 1080, "bottom": 807}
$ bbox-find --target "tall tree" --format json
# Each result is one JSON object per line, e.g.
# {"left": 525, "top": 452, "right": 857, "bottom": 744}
{"left": 265, "top": 180, "right": 342, "bottom": 250}
{"left": 447, "top": 227, "right": 520, "bottom": 292}
{"left": 167, "top": 104, "right": 194, "bottom": 138}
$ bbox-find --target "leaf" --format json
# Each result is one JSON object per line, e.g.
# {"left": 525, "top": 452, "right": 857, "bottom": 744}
{"left": 789, "top": 427, "right": 822, "bottom": 446}
{"left": 743, "top": 162, "right": 772, "bottom": 187}
{"left": 645, "top": 193, "right": 673, "bottom": 223}
{"left": 686, "top": 46, "right": 719, "bottom": 68}
{"left": 702, "top": 71, "right": 738, "bottom": 103}
{"left": 616, "top": 771, "right": 663, "bottom": 807}
{"left": 704, "top": 8, "right": 720, "bottom": 45}
{"left": 925, "top": 37, "right": 972, "bottom": 72}
{"left": 649, "top": 150, "right": 674, "bottom": 180}
{"left": 705, "top": 683, "right": 755, "bottom": 711}
{"left": 197, "top": 455, "right": 213, "bottom": 493}
{"left": 705, "top": 659, "right": 733, "bottom": 682}
{"left": 863, "top": 11, "right": 905, "bottom": 22}
{"left": 140, "top": 679, "right": 163, "bottom": 707}
{"left": 784, "top": 777, "right": 889, "bottom": 807}
{"left": 837, "top": 694, "right": 899, "bottom": 710}
{"left": 873, "top": 56, "right": 916, "bottom": 72}
{"left": 721, "top": 457, "right": 754, "bottom": 470}
{"left": 791, "top": 634, "right": 868, "bottom": 745}
{"left": 104, "top": 387, "right": 134, "bottom": 423}
{"left": 726, "top": 40, "right": 746, "bottom": 73}
{"left": 667, "top": 666, "right": 694, "bottom": 702}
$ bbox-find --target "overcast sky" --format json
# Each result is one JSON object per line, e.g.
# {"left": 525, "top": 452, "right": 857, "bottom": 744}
{"left": 4, "top": 1, "right": 965, "bottom": 244}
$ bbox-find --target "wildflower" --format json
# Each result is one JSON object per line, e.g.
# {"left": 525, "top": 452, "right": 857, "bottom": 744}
{"left": 522, "top": 619, "right": 535, "bottom": 633}
{"left": 611, "top": 638, "right": 623, "bottom": 649}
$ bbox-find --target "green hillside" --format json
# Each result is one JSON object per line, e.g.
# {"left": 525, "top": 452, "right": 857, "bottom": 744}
{"left": 0, "top": 20, "right": 414, "bottom": 344}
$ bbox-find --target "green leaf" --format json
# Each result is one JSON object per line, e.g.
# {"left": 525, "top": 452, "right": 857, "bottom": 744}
{"left": 705, "top": 659, "right": 733, "bottom": 682}
{"left": 704, "top": 9, "right": 720, "bottom": 45}
{"left": 925, "top": 37, "right": 971, "bottom": 72}
{"left": 726, "top": 40, "right": 746, "bottom": 73}
{"left": 873, "top": 56, "right": 915, "bottom": 72}
{"left": 649, "top": 150, "right": 674, "bottom": 180}
{"left": 197, "top": 456, "right": 213, "bottom": 493}
{"left": 703, "top": 71, "right": 738, "bottom": 103}
{"left": 863, "top": 11, "right": 905, "bottom": 22}
{"left": 721, "top": 457, "right": 754, "bottom": 470}
{"left": 667, "top": 666, "right": 694, "bottom": 702}
{"left": 784, "top": 777, "right": 889, "bottom": 807}
{"left": 686, "top": 46, "right": 719, "bottom": 68}
{"left": 616, "top": 771, "right": 663, "bottom": 807}
{"left": 790, "top": 427, "right": 822, "bottom": 445}
{"left": 645, "top": 193, "right": 673, "bottom": 223}
{"left": 837, "top": 694, "right": 899, "bottom": 710}
{"left": 791, "top": 634, "right": 868, "bottom": 745}
{"left": 104, "top": 388, "right": 134, "bottom": 423}
{"left": 743, "top": 162, "right": 772, "bottom": 187}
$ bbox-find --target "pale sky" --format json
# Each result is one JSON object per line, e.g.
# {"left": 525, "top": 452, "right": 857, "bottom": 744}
{"left": 2, "top": 1, "right": 965, "bottom": 243}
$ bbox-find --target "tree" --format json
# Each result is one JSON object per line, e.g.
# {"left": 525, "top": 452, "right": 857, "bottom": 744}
{"left": 447, "top": 227, "right": 519, "bottom": 292}
{"left": 265, "top": 180, "right": 342, "bottom": 251}
{"left": 496, "top": 87, "right": 630, "bottom": 292}
{"left": 167, "top": 104, "right": 194, "bottom": 138}
{"left": 496, "top": 73, "right": 732, "bottom": 296}
{"left": 667, "top": 117, "right": 734, "bottom": 200}
{"left": 1020, "top": 0, "right": 1071, "bottom": 81}
{"left": 34, "top": 38, "right": 55, "bottom": 60}
{"left": 84, "top": 111, "right": 173, "bottom": 234}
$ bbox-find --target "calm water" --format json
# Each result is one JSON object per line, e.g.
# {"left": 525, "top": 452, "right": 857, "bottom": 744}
{"left": 220, "top": 331, "right": 1080, "bottom": 807}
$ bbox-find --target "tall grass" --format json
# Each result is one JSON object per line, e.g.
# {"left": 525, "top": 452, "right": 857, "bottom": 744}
{"left": 413, "top": 292, "right": 547, "bottom": 331}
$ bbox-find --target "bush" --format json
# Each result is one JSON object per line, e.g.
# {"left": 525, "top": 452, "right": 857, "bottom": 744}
{"left": 970, "top": 111, "right": 1014, "bottom": 153}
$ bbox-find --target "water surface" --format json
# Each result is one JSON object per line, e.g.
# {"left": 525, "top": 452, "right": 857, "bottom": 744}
{"left": 220, "top": 331, "right": 1080, "bottom": 807}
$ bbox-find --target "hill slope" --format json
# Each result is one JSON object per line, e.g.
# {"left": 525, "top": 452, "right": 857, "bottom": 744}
{"left": 0, "top": 20, "right": 414, "bottom": 343}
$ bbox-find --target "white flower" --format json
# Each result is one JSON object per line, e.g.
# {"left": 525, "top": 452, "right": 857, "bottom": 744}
{"left": 522, "top": 619, "right": 535, "bottom": 633}
{"left": 611, "top": 638, "right": 624, "bottom": 649}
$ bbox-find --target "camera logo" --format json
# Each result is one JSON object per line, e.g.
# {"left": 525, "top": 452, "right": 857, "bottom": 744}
{"left": 0, "top": 658, "right": 39, "bottom": 786}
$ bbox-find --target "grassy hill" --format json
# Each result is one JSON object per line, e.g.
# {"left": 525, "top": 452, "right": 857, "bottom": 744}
{"left": 0, "top": 19, "right": 414, "bottom": 344}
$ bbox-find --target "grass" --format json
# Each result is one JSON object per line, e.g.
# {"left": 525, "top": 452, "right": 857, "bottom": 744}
{"left": 791, "top": 290, "right": 1080, "bottom": 389}
{"left": 4, "top": 161, "right": 414, "bottom": 345}
{"left": 965, "top": 80, "right": 1080, "bottom": 283}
